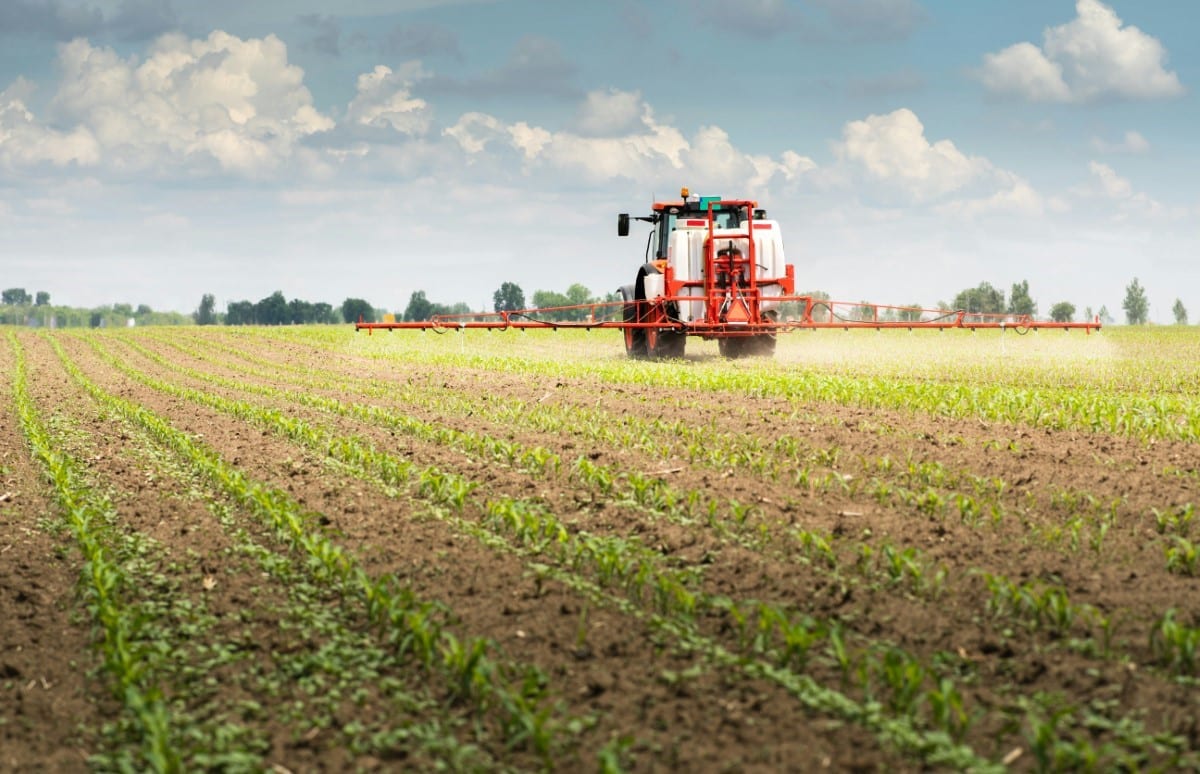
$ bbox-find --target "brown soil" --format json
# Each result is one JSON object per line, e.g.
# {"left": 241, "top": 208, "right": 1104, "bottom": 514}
{"left": 6, "top": 327, "right": 1199, "bottom": 771}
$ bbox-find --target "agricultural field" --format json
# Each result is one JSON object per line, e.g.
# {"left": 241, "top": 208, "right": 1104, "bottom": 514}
{"left": 2, "top": 323, "right": 1199, "bottom": 772}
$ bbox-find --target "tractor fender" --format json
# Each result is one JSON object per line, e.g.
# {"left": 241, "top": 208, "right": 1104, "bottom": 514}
{"left": 635, "top": 263, "right": 664, "bottom": 302}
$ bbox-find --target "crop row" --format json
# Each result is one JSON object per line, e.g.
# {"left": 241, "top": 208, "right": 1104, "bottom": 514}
{"left": 239, "top": 326, "right": 1200, "bottom": 442}
{"left": 101, "top": 331, "right": 1198, "bottom": 686}
{"left": 45, "top": 333, "right": 580, "bottom": 766}
{"left": 75, "top": 331, "right": 1200, "bottom": 769}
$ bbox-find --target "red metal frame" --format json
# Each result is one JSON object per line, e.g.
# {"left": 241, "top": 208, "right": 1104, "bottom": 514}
{"left": 357, "top": 197, "right": 1101, "bottom": 336}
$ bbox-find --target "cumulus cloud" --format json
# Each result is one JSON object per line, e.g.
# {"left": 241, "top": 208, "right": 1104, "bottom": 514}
{"left": 345, "top": 64, "right": 431, "bottom": 135}
{"left": 836, "top": 108, "right": 1042, "bottom": 215}
{"left": 1090, "top": 130, "right": 1149, "bottom": 154}
{"left": 978, "top": 0, "right": 1184, "bottom": 103}
{"left": 1081, "top": 161, "right": 1133, "bottom": 199}
{"left": 571, "top": 89, "right": 645, "bottom": 137}
{"left": 0, "top": 77, "right": 101, "bottom": 168}
{"left": 19, "top": 31, "right": 334, "bottom": 176}
{"left": 444, "top": 91, "right": 813, "bottom": 192}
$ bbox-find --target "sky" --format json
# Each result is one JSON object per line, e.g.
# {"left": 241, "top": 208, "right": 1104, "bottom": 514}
{"left": 0, "top": 0, "right": 1196, "bottom": 321}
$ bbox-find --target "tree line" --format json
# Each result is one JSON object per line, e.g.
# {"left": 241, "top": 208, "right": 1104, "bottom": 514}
{"left": 0, "top": 288, "right": 190, "bottom": 328}
{"left": 938, "top": 277, "right": 1181, "bottom": 326}
{"left": 2, "top": 278, "right": 1188, "bottom": 328}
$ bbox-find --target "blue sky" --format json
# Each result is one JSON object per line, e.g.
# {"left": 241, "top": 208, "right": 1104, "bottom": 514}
{"left": 1, "top": 0, "right": 1195, "bottom": 321}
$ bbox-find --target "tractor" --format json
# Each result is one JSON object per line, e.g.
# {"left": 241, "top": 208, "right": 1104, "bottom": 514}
{"left": 617, "top": 188, "right": 793, "bottom": 359}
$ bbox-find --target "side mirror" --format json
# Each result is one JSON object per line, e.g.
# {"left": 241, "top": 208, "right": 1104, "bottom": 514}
{"left": 754, "top": 209, "right": 766, "bottom": 220}
{"left": 617, "top": 213, "right": 630, "bottom": 237}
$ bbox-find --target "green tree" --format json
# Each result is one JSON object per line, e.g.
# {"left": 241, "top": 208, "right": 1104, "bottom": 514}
{"left": 225, "top": 300, "right": 254, "bottom": 325}
{"left": 1172, "top": 298, "right": 1188, "bottom": 325}
{"left": 313, "top": 302, "right": 337, "bottom": 324}
{"left": 1049, "top": 301, "right": 1076, "bottom": 322}
{"left": 341, "top": 298, "right": 375, "bottom": 323}
{"left": 288, "top": 298, "right": 314, "bottom": 324}
{"left": 403, "top": 290, "right": 436, "bottom": 321}
{"left": 493, "top": 282, "right": 525, "bottom": 313}
{"left": 531, "top": 289, "right": 572, "bottom": 320}
{"left": 897, "top": 304, "right": 923, "bottom": 322}
{"left": 34, "top": 291, "right": 50, "bottom": 306}
{"left": 952, "top": 282, "right": 1005, "bottom": 319}
{"left": 1123, "top": 278, "right": 1149, "bottom": 325}
{"left": 194, "top": 294, "right": 217, "bottom": 325}
{"left": 1007, "top": 280, "right": 1036, "bottom": 317}
{"left": 2, "top": 288, "right": 31, "bottom": 305}
{"left": 255, "top": 291, "right": 288, "bottom": 325}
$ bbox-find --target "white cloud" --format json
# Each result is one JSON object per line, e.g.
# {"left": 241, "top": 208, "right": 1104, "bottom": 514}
{"left": 836, "top": 108, "right": 987, "bottom": 200}
{"left": 572, "top": 89, "right": 644, "bottom": 137}
{"left": 1083, "top": 161, "right": 1133, "bottom": 199}
{"left": 16, "top": 31, "right": 335, "bottom": 176}
{"left": 345, "top": 64, "right": 431, "bottom": 135}
{"left": 0, "top": 76, "right": 100, "bottom": 167}
{"left": 443, "top": 91, "right": 812, "bottom": 193}
{"left": 835, "top": 108, "right": 1044, "bottom": 216}
{"left": 979, "top": 0, "right": 1183, "bottom": 103}
{"left": 1090, "top": 130, "right": 1149, "bottom": 154}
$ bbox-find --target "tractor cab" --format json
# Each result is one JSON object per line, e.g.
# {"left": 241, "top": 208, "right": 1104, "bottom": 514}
{"left": 618, "top": 189, "right": 764, "bottom": 262}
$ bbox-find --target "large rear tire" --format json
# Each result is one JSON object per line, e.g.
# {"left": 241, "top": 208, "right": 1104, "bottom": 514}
{"left": 620, "top": 285, "right": 647, "bottom": 358}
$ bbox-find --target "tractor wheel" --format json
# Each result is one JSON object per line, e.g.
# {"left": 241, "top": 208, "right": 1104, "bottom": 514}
{"left": 620, "top": 285, "right": 647, "bottom": 358}
{"left": 648, "top": 327, "right": 686, "bottom": 359}
{"left": 719, "top": 312, "right": 778, "bottom": 359}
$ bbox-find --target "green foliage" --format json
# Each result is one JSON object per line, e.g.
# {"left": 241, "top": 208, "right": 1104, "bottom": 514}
{"left": 1172, "top": 298, "right": 1188, "bottom": 325}
{"left": 2, "top": 287, "right": 31, "bottom": 305}
{"left": 1123, "top": 278, "right": 1149, "bottom": 325}
{"left": 1049, "top": 301, "right": 1076, "bottom": 322}
{"left": 952, "top": 282, "right": 1005, "bottom": 319}
{"left": 340, "top": 297, "right": 375, "bottom": 324}
{"left": 493, "top": 282, "right": 525, "bottom": 313}
{"left": 194, "top": 293, "right": 217, "bottom": 325}
{"left": 1007, "top": 280, "right": 1036, "bottom": 317}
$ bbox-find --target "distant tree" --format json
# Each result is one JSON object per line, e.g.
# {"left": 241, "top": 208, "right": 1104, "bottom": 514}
{"left": 1049, "top": 302, "right": 1076, "bottom": 322}
{"left": 255, "top": 291, "right": 288, "bottom": 325}
{"left": 531, "top": 289, "right": 572, "bottom": 320}
{"left": 35, "top": 291, "right": 50, "bottom": 306}
{"left": 89, "top": 311, "right": 104, "bottom": 328}
{"left": 2, "top": 288, "right": 31, "bottom": 305}
{"left": 403, "top": 291, "right": 436, "bottom": 321}
{"left": 1007, "top": 280, "right": 1037, "bottom": 317}
{"left": 341, "top": 298, "right": 375, "bottom": 324}
{"left": 312, "top": 302, "right": 337, "bottom": 324}
{"left": 952, "top": 282, "right": 1005, "bottom": 319}
{"left": 1123, "top": 278, "right": 1149, "bottom": 325}
{"left": 566, "top": 283, "right": 593, "bottom": 307}
{"left": 493, "top": 282, "right": 525, "bottom": 313}
{"left": 854, "top": 301, "right": 877, "bottom": 321}
{"left": 1098, "top": 305, "right": 1114, "bottom": 325}
{"left": 1084, "top": 306, "right": 1094, "bottom": 321}
{"left": 194, "top": 294, "right": 217, "bottom": 325}
{"left": 897, "top": 304, "right": 923, "bottom": 322}
{"left": 225, "top": 300, "right": 254, "bottom": 325}
{"left": 135, "top": 304, "right": 153, "bottom": 317}
{"left": 1170, "top": 298, "right": 1188, "bottom": 325}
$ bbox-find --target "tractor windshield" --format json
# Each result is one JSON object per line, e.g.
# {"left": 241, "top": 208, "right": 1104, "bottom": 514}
{"left": 653, "top": 205, "right": 744, "bottom": 259}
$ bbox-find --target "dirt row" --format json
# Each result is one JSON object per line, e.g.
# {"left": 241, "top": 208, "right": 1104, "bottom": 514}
{"left": 73, "top": 330, "right": 1200, "bottom": 765}
{"left": 27, "top": 332, "right": 898, "bottom": 770}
